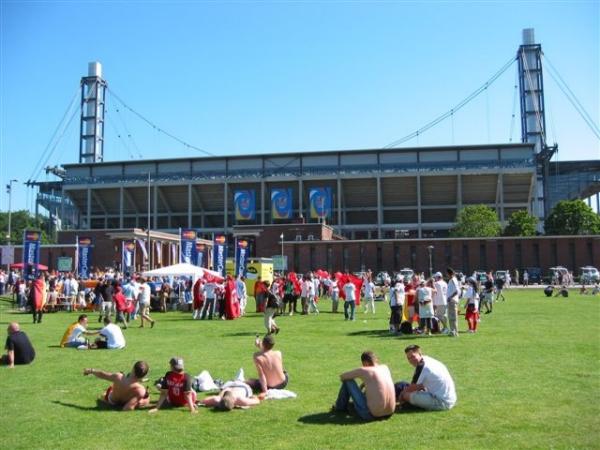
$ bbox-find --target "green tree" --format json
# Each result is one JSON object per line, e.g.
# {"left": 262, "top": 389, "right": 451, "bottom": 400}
{"left": 545, "top": 199, "right": 600, "bottom": 235}
{"left": 0, "top": 210, "right": 52, "bottom": 245}
{"left": 451, "top": 205, "right": 501, "bottom": 237}
{"left": 503, "top": 210, "right": 538, "bottom": 236}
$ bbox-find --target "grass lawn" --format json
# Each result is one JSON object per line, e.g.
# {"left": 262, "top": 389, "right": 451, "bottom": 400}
{"left": 0, "top": 289, "right": 599, "bottom": 449}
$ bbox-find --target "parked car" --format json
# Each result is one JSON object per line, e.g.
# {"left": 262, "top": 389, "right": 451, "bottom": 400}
{"left": 580, "top": 266, "right": 600, "bottom": 284}
{"left": 549, "top": 266, "right": 570, "bottom": 285}
{"left": 374, "top": 271, "right": 391, "bottom": 286}
{"left": 495, "top": 270, "right": 510, "bottom": 281}
{"left": 398, "top": 268, "right": 414, "bottom": 283}
{"left": 524, "top": 267, "right": 542, "bottom": 284}
{"left": 472, "top": 270, "right": 488, "bottom": 283}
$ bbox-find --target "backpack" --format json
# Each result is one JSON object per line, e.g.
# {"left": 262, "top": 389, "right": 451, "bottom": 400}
{"left": 400, "top": 321, "right": 413, "bottom": 335}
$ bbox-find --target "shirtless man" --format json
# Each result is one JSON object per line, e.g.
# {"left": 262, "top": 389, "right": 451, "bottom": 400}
{"left": 246, "top": 334, "right": 288, "bottom": 394}
{"left": 201, "top": 380, "right": 261, "bottom": 411}
{"left": 333, "top": 351, "right": 395, "bottom": 421}
{"left": 83, "top": 361, "right": 150, "bottom": 410}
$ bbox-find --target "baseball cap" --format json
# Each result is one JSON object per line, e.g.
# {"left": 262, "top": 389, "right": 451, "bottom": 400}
{"left": 169, "top": 357, "right": 184, "bottom": 371}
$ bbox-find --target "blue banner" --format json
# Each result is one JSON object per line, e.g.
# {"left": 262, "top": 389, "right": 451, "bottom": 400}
{"left": 271, "top": 188, "right": 293, "bottom": 220}
{"left": 234, "top": 190, "right": 256, "bottom": 221}
{"left": 22, "top": 230, "right": 41, "bottom": 281}
{"left": 180, "top": 228, "right": 197, "bottom": 264}
{"left": 195, "top": 242, "right": 206, "bottom": 268}
{"left": 213, "top": 234, "right": 228, "bottom": 277}
{"left": 122, "top": 241, "right": 136, "bottom": 273}
{"left": 77, "top": 236, "right": 93, "bottom": 279}
{"left": 235, "top": 239, "right": 249, "bottom": 277}
{"left": 309, "top": 187, "right": 332, "bottom": 219}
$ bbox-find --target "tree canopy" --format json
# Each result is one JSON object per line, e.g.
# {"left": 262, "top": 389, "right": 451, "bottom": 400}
{"left": 545, "top": 200, "right": 600, "bottom": 235}
{"left": 451, "top": 205, "right": 501, "bottom": 238}
{"left": 503, "top": 210, "right": 538, "bottom": 236}
{"left": 0, "top": 210, "right": 52, "bottom": 245}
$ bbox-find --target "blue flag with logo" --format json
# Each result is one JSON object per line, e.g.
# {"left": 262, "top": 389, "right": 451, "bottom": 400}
{"left": 213, "top": 234, "right": 228, "bottom": 277}
{"left": 122, "top": 241, "right": 136, "bottom": 273}
{"left": 22, "top": 230, "right": 41, "bottom": 281}
{"left": 235, "top": 239, "right": 249, "bottom": 277}
{"left": 180, "top": 228, "right": 198, "bottom": 264}
{"left": 77, "top": 236, "right": 93, "bottom": 279}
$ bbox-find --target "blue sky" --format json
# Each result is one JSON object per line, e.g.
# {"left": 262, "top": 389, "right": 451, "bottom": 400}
{"left": 1, "top": 1, "right": 598, "bottom": 212}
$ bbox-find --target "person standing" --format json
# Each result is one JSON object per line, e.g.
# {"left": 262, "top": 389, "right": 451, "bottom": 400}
{"left": 237, "top": 275, "right": 247, "bottom": 316}
{"left": 300, "top": 274, "right": 312, "bottom": 315}
{"left": 137, "top": 278, "right": 155, "bottom": 328}
{"left": 263, "top": 281, "right": 280, "bottom": 334}
{"left": 200, "top": 278, "right": 218, "bottom": 320}
{"left": 30, "top": 272, "right": 46, "bottom": 324}
{"left": 1, "top": 322, "right": 35, "bottom": 367}
{"left": 464, "top": 278, "right": 480, "bottom": 333}
{"left": 398, "top": 345, "right": 456, "bottom": 411}
{"left": 332, "top": 351, "right": 395, "bottom": 421}
{"left": 362, "top": 277, "right": 376, "bottom": 314}
{"left": 416, "top": 280, "right": 435, "bottom": 335}
{"left": 343, "top": 278, "right": 357, "bottom": 321}
{"left": 432, "top": 272, "right": 448, "bottom": 333}
{"left": 254, "top": 277, "right": 267, "bottom": 313}
{"left": 446, "top": 268, "right": 461, "bottom": 337}
{"left": 389, "top": 276, "right": 405, "bottom": 334}
{"left": 523, "top": 270, "right": 529, "bottom": 286}
{"left": 192, "top": 278, "right": 205, "bottom": 320}
{"left": 330, "top": 275, "right": 340, "bottom": 314}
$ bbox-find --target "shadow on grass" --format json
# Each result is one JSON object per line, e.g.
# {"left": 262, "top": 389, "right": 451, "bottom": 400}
{"left": 52, "top": 399, "right": 116, "bottom": 412}
{"left": 221, "top": 331, "right": 261, "bottom": 337}
{"left": 346, "top": 330, "right": 451, "bottom": 341}
{"left": 297, "top": 411, "right": 365, "bottom": 425}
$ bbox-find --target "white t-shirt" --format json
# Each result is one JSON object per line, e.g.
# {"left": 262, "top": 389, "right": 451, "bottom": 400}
{"left": 100, "top": 323, "right": 126, "bottom": 349}
{"left": 67, "top": 324, "right": 87, "bottom": 344}
{"left": 139, "top": 283, "right": 151, "bottom": 305}
{"left": 417, "top": 355, "right": 457, "bottom": 407}
{"left": 446, "top": 277, "right": 460, "bottom": 302}
{"left": 204, "top": 282, "right": 217, "bottom": 299}
{"left": 363, "top": 281, "right": 375, "bottom": 300}
{"left": 343, "top": 282, "right": 356, "bottom": 302}
{"left": 389, "top": 282, "right": 405, "bottom": 307}
{"left": 433, "top": 280, "right": 448, "bottom": 306}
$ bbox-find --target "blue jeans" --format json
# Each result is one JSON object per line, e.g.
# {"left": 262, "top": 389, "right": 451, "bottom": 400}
{"left": 200, "top": 297, "right": 216, "bottom": 319}
{"left": 344, "top": 301, "right": 356, "bottom": 320}
{"left": 335, "top": 380, "right": 373, "bottom": 421}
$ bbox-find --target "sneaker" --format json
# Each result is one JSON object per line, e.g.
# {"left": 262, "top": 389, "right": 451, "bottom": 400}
{"left": 77, "top": 344, "right": 88, "bottom": 350}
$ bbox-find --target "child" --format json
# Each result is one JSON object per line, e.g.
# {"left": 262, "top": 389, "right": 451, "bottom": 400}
{"left": 464, "top": 278, "right": 480, "bottom": 333}
{"left": 362, "top": 277, "right": 376, "bottom": 314}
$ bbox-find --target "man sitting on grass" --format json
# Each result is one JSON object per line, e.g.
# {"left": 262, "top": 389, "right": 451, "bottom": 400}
{"left": 397, "top": 344, "right": 456, "bottom": 411}
{"left": 89, "top": 317, "right": 126, "bottom": 349}
{"left": 201, "top": 380, "right": 262, "bottom": 411}
{"left": 1, "top": 322, "right": 35, "bottom": 368}
{"left": 149, "top": 357, "right": 198, "bottom": 414}
{"left": 246, "top": 334, "right": 288, "bottom": 394}
{"left": 83, "top": 361, "right": 150, "bottom": 410}
{"left": 60, "top": 314, "right": 99, "bottom": 348}
{"left": 332, "top": 350, "right": 395, "bottom": 421}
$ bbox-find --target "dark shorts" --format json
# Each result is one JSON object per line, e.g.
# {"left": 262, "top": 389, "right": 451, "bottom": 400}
{"left": 268, "top": 371, "right": 289, "bottom": 390}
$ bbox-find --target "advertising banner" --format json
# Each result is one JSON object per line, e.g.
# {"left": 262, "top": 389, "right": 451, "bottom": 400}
{"left": 180, "top": 228, "right": 197, "bottom": 264}
{"left": 213, "top": 234, "right": 228, "bottom": 277}
{"left": 235, "top": 239, "right": 249, "bottom": 277}
{"left": 122, "top": 241, "right": 136, "bottom": 274}
{"left": 77, "top": 236, "right": 93, "bottom": 279}
{"left": 234, "top": 190, "right": 256, "bottom": 221}
{"left": 22, "top": 230, "right": 41, "bottom": 280}
{"left": 271, "top": 188, "right": 293, "bottom": 220}
{"left": 195, "top": 242, "right": 206, "bottom": 268}
{"left": 309, "top": 187, "right": 332, "bottom": 219}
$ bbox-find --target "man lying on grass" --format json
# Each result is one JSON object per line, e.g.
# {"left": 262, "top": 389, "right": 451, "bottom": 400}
{"left": 201, "top": 380, "right": 262, "bottom": 411}
{"left": 83, "top": 361, "right": 150, "bottom": 410}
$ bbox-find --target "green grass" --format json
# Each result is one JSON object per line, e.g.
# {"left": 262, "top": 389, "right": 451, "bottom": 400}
{"left": 0, "top": 290, "right": 599, "bottom": 449}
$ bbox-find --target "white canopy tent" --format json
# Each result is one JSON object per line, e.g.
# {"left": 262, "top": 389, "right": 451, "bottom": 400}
{"left": 141, "top": 263, "right": 223, "bottom": 282}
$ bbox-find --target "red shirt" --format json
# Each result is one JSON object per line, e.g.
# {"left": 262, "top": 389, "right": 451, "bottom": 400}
{"left": 161, "top": 371, "right": 193, "bottom": 406}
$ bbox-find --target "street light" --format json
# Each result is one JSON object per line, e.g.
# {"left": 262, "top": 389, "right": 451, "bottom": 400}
{"left": 145, "top": 172, "right": 152, "bottom": 270}
{"left": 427, "top": 245, "right": 434, "bottom": 278}
{"left": 6, "top": 179, "right": 17, "bottom": 244}
{"left": 280, "top": 232, "right": 284, "bottom": 274}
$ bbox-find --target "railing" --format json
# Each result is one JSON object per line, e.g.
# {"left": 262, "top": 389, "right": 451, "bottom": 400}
{"left": 62, "top": 158, "right": 534, "bottom": 185}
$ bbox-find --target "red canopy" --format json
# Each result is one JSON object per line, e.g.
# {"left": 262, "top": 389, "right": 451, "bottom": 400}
{"left": 10, "top": 262, "right": 49, "bottom": 271}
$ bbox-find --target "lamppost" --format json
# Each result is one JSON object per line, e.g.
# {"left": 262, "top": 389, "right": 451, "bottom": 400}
{"left": 280, "top": 232, "right": 285, "bottom": 274}
{"left": 146, "top": 172, "right": 152, "bottom": 270}
{"left": 5, "top": 180, "right": 17, "bottom": 246}
{"left": 427, "top": 245, "right": 434, "bottom": 278}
